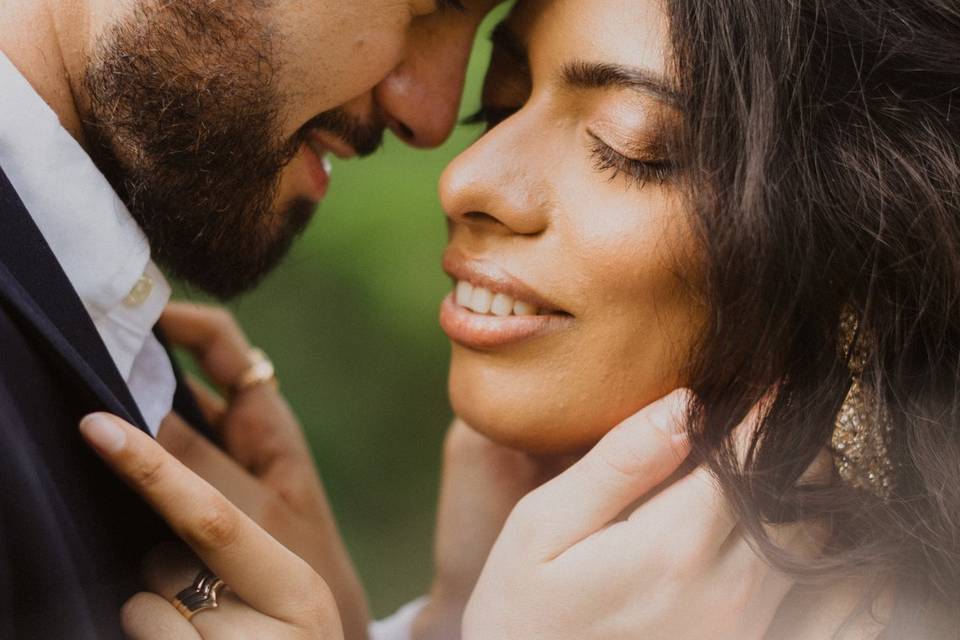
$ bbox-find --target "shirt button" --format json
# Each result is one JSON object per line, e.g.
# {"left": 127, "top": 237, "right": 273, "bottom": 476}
{"left": 124, "top": 274, "right": 155, "bottom": 308}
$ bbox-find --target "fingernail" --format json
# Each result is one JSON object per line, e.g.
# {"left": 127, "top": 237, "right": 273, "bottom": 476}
{"left": 79, "top": 414, "right": 127, "bottom": 455}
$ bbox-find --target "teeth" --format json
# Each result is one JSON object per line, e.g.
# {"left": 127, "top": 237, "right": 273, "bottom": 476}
{"left": 513, "top": 300, "right": 539, "bottom": 316}
{"left": 468, "top": 287, "right": 493, "bottom": 314}
{"left": 455, "top": 281, "right": 474, "bottom": 307}
{"left": 453, "top": 281, "right": 542, "bottom": 317}
{"left": 491, "top": 293, "right": 514, "bottom": 317}
{"left": 307, "top": 139, "right": 334, "bottom": 175}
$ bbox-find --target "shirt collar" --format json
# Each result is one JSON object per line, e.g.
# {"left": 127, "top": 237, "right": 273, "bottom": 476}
{"left": 0, "top": 51, "right": 163, "bottom": 313}
{"left": 0, "top": 51, "right": 172, "bottom": 383}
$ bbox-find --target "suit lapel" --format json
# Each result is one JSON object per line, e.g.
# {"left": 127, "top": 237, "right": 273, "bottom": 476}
{"left": 155, "top": 326, "right": 218, "bottom": 443}
{"left": 0, "top": 165, "right": 146, "bottom": 430}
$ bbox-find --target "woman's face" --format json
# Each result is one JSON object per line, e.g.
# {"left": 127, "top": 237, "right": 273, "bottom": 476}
{"left": 439, "top": 0, "right": 705, "bottom": 455}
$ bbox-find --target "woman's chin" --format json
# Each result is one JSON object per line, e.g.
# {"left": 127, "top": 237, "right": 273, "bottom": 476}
{"left": 464, "top": 419, "right": 597, "bottom": 456}
{"left": 450, "top": 395, "right": 603, "bottom": 457}
{"left": 445, "top": 358, "right": 679, "bottom": 456}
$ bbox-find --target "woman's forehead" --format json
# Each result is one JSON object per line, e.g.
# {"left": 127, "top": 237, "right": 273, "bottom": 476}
{"left": 506, "top": 0, "right": 672, "bottom": 79}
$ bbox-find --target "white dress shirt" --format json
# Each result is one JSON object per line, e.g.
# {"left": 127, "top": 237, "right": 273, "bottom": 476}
{"left": 370, "top": 598, "right": 429, "bottom": 640}
{"left": 0, "top": 51, "right": 175, "bottom": 436}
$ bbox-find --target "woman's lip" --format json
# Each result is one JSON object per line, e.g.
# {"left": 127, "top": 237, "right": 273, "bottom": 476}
{"left": 439, "top": 294, "right": 573, "bottom": 350}
{"left": 441, "top": 249, "right": 568, "bottom": 315}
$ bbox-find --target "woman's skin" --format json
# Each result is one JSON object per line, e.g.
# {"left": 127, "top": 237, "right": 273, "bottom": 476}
{"left": 85, "top": 368, "right": 813, "bottom": 640}
{"left": 439, "top": 0, "right": 705, "bottom": 456}
{"left": 446, "top": 2, "right": 878, "bottom": 637}
{"left": 86, "top": 305, "right": 831, "bottom": 640}
{"left": 76, "top": 0, "right": 881, "bottom": 637}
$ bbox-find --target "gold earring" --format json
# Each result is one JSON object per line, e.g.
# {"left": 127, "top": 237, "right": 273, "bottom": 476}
{"left": 831, "top": 311, "right": 895, "bottom": 498}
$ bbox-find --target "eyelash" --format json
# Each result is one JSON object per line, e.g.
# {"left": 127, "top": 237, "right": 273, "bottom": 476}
{"left": 465, "top": 107, "right": 675, "bottom": 190}
{"left": 587, "top": 132, "right": 675, "bottom": 190}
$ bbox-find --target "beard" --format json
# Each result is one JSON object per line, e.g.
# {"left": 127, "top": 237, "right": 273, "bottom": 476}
{"left": 81, "top": 0, "right": 384, "bottom": 299}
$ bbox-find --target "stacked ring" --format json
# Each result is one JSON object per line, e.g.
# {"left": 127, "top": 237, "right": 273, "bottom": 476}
{"left": 171, "top": 568, "right": 227, "bottom": 621}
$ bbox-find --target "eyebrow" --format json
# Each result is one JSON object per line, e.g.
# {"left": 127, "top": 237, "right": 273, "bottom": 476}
{"left": 489, "top": 19, "right": 680, "bottom": 107}
{"left": 561, "top": 61, "right": 681, "bottom": 106}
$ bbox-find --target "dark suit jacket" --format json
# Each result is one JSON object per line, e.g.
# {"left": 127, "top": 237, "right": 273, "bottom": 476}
{"left": 0, "top": 165, "right": 211, "bottom": 639}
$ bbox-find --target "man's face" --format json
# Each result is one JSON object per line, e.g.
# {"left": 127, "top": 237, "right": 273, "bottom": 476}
{"left": 81, "top": 0, "right": 497, "bottom": 299}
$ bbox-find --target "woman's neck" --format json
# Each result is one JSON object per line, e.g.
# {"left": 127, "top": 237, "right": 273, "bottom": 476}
{"left": 767, "top": 578, "right": 889, "bottom": 640}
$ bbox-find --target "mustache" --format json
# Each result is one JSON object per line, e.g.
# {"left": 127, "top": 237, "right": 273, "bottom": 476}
{"left": 294, "top": 108, "right": 385, "bottom": 158}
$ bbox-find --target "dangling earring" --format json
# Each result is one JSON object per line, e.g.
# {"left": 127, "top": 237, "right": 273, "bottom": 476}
{"left": 831, "top": 311, "right": 895, "bottom": 498}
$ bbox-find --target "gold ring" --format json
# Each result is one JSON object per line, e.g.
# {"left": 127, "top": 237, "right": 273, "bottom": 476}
{"left": 171, "top": 568, "right": 227, "bottom": 621}
{"left": 231, "top": 347, "right": 278, "bottom": 397}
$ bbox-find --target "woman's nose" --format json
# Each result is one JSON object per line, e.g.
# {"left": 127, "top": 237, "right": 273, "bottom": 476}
{"left": 439, "top": 119, "right": 551, "bottom": 237}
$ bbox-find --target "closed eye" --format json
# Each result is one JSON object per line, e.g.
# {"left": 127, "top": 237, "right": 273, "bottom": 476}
{"left": 588, "top": 131, "right": 676, "bottom": 190}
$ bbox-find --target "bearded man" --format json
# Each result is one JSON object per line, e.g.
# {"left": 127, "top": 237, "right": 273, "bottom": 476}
{"left": 0, "top": 1, "right": 497, "bottom": 637}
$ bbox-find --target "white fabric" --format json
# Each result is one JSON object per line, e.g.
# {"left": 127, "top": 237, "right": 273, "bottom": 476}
{"left": 370, "top": 598, "right": 430, "bottom": 640}
{"left": 0, "top": 51, "right": 175, "bottom": 436}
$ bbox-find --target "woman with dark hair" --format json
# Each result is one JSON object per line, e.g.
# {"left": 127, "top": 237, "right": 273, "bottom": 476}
{"left": 451, "top": 0, "right": 959, "bottom": 636}
{"left": 80, "top": 0, "right": 959, "bottom": 638}
{"left": 670, "top": 0, "right": 960, "bottom": 632}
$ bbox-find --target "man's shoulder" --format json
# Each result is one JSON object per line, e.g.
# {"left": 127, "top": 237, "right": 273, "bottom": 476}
{"left": 0, "top": 293, "right": 83, "bottom": 423}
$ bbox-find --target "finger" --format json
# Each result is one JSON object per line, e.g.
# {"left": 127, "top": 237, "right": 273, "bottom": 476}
{"left": 157, "top": 413, "right": 270, "bottom": 521}
{"left": 189, "top": 369, "right": 306, "bottom": 485}
{"left": 141, "top": 542, "right": 202, "bottom": 599}
{"left": 628, "top": 390, "right": 773, "bottom": 542}
{"left": 627, "top": 464, "right": 737, "bottom": 556}
{"left": 141, "top": 545, "right": 281, "bottom": 639}
{"left": 160, "top": 303, "right": 254, "bottom": 390}
{"left": 121, "top": 592, "right": 202, "bottom": 640}
{"left": 513, "top": 389, "right": 693, "bottom": 556}
{"left": 218, "top": 388, "right": 310, "bottom": 477}
{"left": 627, "top": 415, "right": 832, "bottom": 559}
{"left": 186, "top": 375, "right": 227, "bottom": 427}
{"left": 715, "top": 535, "right": 797, "bottom": 637}
{"left": 80, "top": 413, "right": 326, "bottom": 621}
{"left": 163, "top": 304, "right": 303, "bottom": 474}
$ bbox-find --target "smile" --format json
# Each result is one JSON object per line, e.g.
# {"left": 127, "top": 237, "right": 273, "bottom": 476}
{"left": 439, "top": 250, "right": 573, "bottom": 350}
{"left": 300, "top": 130, "right": 359, "bottom": 202}
{"left": 453, "top": 280, "right": 542, "bottom": 317}
{"left": 301, "top": 142, "right": 333, "bottom": 201}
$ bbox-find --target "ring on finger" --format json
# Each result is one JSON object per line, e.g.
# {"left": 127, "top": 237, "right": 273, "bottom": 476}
{"left": 171, "top": 568, "right": 227, "bottom": 621}
{"left": 230, "top": 348, "right": 278, "bottom": 398}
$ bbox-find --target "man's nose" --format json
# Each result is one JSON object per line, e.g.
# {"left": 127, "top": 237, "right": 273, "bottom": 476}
{"left": 373, "top": 17, "right": 477, "bottom": 149}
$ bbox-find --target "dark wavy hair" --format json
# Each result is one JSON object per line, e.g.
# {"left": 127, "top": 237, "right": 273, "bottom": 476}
{"left": 667, "top": 0, "right": 960, "bottom": 636}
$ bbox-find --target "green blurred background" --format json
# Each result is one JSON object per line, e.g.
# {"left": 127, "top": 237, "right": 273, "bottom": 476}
{"left": 173, "top": 5, "right": 511, "bottom": 618}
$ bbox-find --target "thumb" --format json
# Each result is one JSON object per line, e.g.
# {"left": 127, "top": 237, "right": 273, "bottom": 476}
{"left": 510, "top": 389, "right": 694, "bottom": 558}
